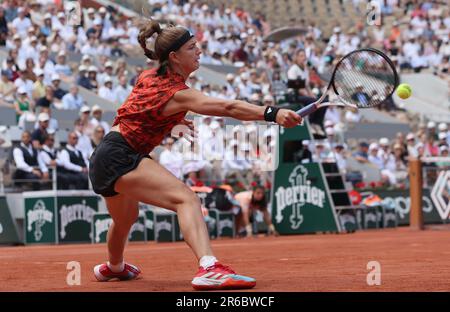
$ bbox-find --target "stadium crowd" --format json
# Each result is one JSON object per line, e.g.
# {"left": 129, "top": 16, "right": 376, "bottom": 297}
{"left": 0, "top": 0, "right": 448, "bottom": 201}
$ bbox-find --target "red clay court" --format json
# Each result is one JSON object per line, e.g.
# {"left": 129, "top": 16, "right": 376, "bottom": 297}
{"left": 1, "top": 227, "right": 449, "bottom": 292}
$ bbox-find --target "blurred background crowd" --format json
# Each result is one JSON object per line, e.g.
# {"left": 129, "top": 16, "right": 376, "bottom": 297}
{"left": 0, "top": 0, "right": 448, "bottom": 197}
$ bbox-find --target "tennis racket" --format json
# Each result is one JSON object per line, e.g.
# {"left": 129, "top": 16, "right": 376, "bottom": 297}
{"left": 296, "top": 48, "right": 399, "bottom": 117}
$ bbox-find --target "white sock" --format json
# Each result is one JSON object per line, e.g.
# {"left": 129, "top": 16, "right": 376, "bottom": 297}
{"left": 199, "top": 256, "right": 218, "bottom": 269}
{"left": 107, "top": 261, "right": 125, "bottom": 273}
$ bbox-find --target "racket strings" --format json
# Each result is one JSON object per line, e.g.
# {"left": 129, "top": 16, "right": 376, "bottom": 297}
{"left": 333, "top": 51, "right": 397, "bottom": 108}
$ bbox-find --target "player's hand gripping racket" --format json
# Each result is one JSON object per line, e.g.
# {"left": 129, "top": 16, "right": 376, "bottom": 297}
{"left": 296, "top": 48, "right": 398, "bottom": 117}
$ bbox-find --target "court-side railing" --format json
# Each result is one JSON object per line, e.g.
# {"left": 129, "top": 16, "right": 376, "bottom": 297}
{"left": 409, "top": 157, "right": 450, "bottom": 230}
{"left": 0, "top": 167, "right": 93, "bottom": 193}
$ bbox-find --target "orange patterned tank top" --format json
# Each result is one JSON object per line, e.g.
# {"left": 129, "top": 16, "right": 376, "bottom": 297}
{"left": 112, "top": 68, "right": 188, "bottom": 154}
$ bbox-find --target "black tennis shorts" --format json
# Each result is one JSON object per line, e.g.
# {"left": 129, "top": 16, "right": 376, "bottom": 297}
{"left": 89, "top": 131, "right": 150, "bottom": 197}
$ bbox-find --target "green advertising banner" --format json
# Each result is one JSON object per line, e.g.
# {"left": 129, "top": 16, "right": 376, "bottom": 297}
{"left": 207, "top": 209, "right": 235, "bottom": 238}
{"left": 24, "top": 197, "right": 56, "bottom": 244}
{"left": 216, "top": 211, "right": 235, "bottom": 237}
{"left": 129, "top": 214, "right": 146, "bottom": 242}
{"left": 206, "top": 210, "right": 218, "bottom": 239}
{"left": 144, "top": 210, "right": 155, "bottom": 241}
{"left": 361, "top": 207, "right": 380, "bottom": 229}
{"left": 337, "top": 210, "right": 360, "bottom": 232}
{"left": 271, "top": 123, "right": 340, "bottom": 234}
{"left": 271, "top": 162, "right": 340, "bottom": 234}
{"left": 93, "top": 212, "right": 147, "bottom": 243}
{"left": 252, "top": 210, "right": 269, "bottom": 234}
{"left": 92, "top": 213, "right": 113, "bottom": 243}
{"left": 0, "top": 196, "right": 20, "bottom": 244}
{"left": 376, "top": 189, "right": 444, "bottom": 225}
{"left": 58, "top": 196, "right": 99, "bottom": 243}
{"left": 359, "top": 206, "right": 398, "bottom": 229}
{"left": 154, "top": 212, "right": 175, "bottom": 242}
{"left": 174, "top": 216, "right": 184, "bottom": 241}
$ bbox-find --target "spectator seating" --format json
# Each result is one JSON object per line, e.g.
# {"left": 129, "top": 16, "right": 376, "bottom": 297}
{"left": 0, "top": 107, "right": 17, "bottom": 127}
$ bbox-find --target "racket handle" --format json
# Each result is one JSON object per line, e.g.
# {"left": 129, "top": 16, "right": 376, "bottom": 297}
{"left": 296, "top": 103, "right": 318, "bottom": 117}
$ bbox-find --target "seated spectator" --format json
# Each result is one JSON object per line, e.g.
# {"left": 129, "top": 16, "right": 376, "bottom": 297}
{"left": 159, "top": 137, "right": 184, "bottom": 179}
{"left": 296, "top": 140, "right": 313, "bottom": 163}
{"left": 31, "top": 68, "right": 46, "bottom": 101}
{"left": 40, "top": 133, "right": 58, "bottom": 168}
{"left": 14, "top": 86, "right": 33, "bottom": 123}
{"left": 78, "top": 105, "right": 95, "bottom": 137}
{"left": 438, "top": 132, "right": 448, "bottom": 147}
{"left": 333, "top": 144, "right": 348, "bottom": 172}
{"left": 62, "top": 85, "right": 84, "bottom": 110}
{"left": 39, "top": 132, "right": 63, "bottom": 188}
{"left": 287, "top": 49, "right": 315, "bottom": 100}
{"left": 90, "top": 125, "right": 105, "bottom": 150}
{"left": 31, "top": 112, "right": 49, "bottom": 149}
{"left": 40, "top": 13, "right": 52, "bottom": 37}
{"left": 77, "top": 65, "right": 92, "bottom": 89}
{"left": 87, "top": 66, "right": 99, "bottom": 91}
{"left": 380, "top": 85, "right": 399, "bottom": 111}
{"left": 378, "top": 137, "right": 395, "bottom": 164}
{"left": 73, "top": 117, "right": 93, "bottom": 162}
{"left": 345, "top": 107, "right": 361, "bottom": 123}
{"left": 406, "top": 133, "right": 418, "bottom": 158}
{"left": 34, "top": 107, "right": 58, "bottom": 132}
{"left": 98, "top": 77, "right": 116, "bottom": 102}
{"left": 12, "top": 130, "right": 48, "bottom": 190}
{"left": 130, "top": 65, "right": 143, "bottom": 86}
{"left": 50, "top": 74, "right": 67, "bottom": 100}
{"left": 98, "top": 61, "right": 115, "bottom": 86}
{"left": 204, "top": 184, "right": 243, "bottom": 231}
{"left": 36, "top": 85, "right": 57, "bottom": 108}
{"left": 54, "top": 51, "right": 72, "bottom": 78}
{"left": 14, "top": 68, "right": 34, "bottom": 100}
{"left": 222, "top": 140, "right": 251, "bottom": 188}
{"left": 89, "top": 105, "right": 110, "bottom": 134}
{"left": 423, "top": 133, "right": 439, "bottom": 156}
{"left": 114, "top": 75, "right": 132, "bottom": 105}
{"left": 262, "top": 94, "right": 275, "bottom": 106}
{"left": 235, "top": 185, "right": 277, "bottom": 237}
{"left": 0, "top": 70, "right": 15, "bottom": 104}
{"left": 183, "top": 162, "right": 205, "bottom": 187}
{"left": 351, "top": 83, "right": 371, "bottom": 106}
{"left": 2, "top": 57, "right": 19, "bottom": 81}
{"left": 110, "top": 37, "right": 127, "bottom": 57}
{"left": 436, "top": 146, "right": 450, "bottom": 168}
{"left": 368, "top": 143, "right": 383, "bottom": 169}
{"left": 324, "top": 106, "right": 341, "bottom": 126}
{"left": 436, "top": 56, "right": 449, "bottom": 80}
{"left": 0, "top": 7, "right": 8, "bottom": 46}
{"left": 312, "top": 141, "right": 332, "bottom": 162}
{"left": 391, "top": 143, "right": 408, "bottom": 185}
{"left": 353, "top": 142, "right": 370, "bottom": 163}
{"left": 249, "top": 93, "right": 261, "bottom": 105}
{"left": 57, "top": 131, "right": 89, "bottom": 190}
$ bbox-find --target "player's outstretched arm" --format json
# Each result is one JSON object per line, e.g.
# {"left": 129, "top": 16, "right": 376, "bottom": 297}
{"left": 164, "top": 88, "right": 302, "bottom": 128}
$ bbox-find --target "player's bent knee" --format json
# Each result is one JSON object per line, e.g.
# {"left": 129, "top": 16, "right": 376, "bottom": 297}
{"left": 173, "top": 192, "right": 201, "bottom": 212}
{"left": 111, "top": 221, "right": 133, "bottom": 234}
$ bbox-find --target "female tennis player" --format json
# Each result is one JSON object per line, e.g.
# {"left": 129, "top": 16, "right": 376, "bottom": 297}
{"left": 89, "top": 20, "right": 302, "bottom": 290}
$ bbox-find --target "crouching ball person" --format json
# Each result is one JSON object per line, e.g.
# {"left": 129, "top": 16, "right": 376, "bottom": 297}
{"left": 89, "top": 20, "right": 302, "bottom": 290}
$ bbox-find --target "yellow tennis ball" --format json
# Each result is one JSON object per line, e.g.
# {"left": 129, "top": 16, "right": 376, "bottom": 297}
{"left": 396, "top": 83, "right": 412, "bottom": 99}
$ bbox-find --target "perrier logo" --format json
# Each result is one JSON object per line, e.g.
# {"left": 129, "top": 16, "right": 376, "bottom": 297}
{"left": 27, "top": 200, "right": 53, "bottom": 241}
{"left": 95, "top": 218, "right": 113, "bottom": 243}
{"left": 60, "top": 200, "right": 96, "bottom": 239}
{"left": 274, "top": 165, "right": 326, "bottom": 230}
